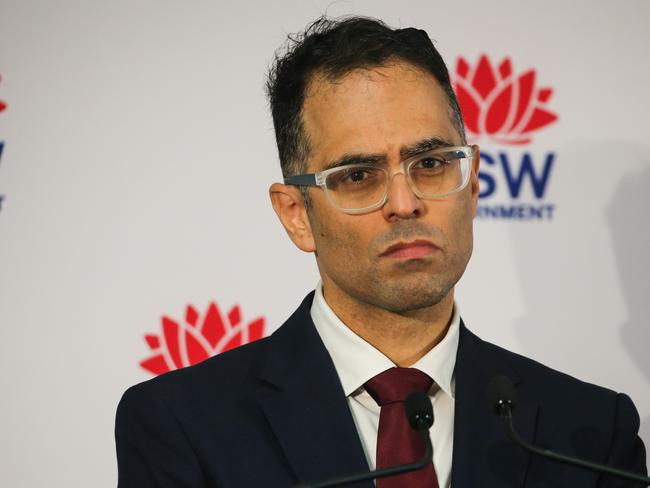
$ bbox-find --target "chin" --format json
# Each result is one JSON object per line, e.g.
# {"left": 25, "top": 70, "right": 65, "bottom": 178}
{"left": 371, "top": 282, "right": 452, "bottom": 313}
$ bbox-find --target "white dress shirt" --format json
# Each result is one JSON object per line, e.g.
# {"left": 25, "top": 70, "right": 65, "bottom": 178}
{"left": 310, "top": 282, "right": 460, "bottom": 488}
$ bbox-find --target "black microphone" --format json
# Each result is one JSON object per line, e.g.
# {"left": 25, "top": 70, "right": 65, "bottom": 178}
{"left": 487, "top": 375, "right": 650, "bottom": 485}
{"left": 295, "top": 392, "right": 434, "bottom": 488}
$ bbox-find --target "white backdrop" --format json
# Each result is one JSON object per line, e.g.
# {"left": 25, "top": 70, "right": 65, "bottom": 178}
{"left": 0, "top": 0, "right": 649, "bottom": 486}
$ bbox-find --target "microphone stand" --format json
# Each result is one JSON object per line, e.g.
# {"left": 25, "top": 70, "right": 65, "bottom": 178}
{"left": 296, "top": 431, "right": 432, "bottom": 488}
{"left": 499, "top": 406, "right": 650, "bottom": 485}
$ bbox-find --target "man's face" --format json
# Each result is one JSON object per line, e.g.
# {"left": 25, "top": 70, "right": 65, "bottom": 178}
{"left": 299, "top": 62, "right": 479, "bottom": 313}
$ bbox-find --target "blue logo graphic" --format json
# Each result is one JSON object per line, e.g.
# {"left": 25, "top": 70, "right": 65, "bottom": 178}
{"left": 477, "top": 149, "right": 556, "bottom": 220}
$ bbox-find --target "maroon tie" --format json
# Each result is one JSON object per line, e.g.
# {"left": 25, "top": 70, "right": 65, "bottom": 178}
{"left": 364, "top": 367, "right": 439, "bottom": 488}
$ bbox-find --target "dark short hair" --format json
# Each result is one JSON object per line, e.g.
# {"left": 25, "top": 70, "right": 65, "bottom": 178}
{"left": 266, "top": 16, "right": 466, "bottom": 178}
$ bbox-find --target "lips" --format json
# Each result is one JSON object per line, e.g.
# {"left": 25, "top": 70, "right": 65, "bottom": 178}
{"left": 379, "top": 239, "right": 440, "bottom": 259}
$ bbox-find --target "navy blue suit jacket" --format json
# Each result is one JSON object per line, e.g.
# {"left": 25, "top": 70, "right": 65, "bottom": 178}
{"left": 115, "top": 293, "right": 647, "bottom": 487}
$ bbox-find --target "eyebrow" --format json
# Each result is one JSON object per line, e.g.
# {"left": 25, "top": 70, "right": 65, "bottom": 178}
{"left": 321, "top": 153, "right": 386, "bottom": 171}
{"left": 400, "top": 137, "right": 455, "bottom": 157}
{"left": 320, "top": 136, "right": 456, "bottom": 172}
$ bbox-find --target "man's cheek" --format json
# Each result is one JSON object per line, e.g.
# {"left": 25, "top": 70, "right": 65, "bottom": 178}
{"left": 333, "top": 226, "right": 364, "bottom": 264}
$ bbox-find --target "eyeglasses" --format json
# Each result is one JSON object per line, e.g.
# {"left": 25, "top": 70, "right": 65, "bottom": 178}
{"left": 284, "top": 145, "right": 474, "bottom": 214}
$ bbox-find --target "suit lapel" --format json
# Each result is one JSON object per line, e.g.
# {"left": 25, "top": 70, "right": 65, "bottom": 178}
{"left": 256, "top": 293, "right": 372, "bottom": 487}
{"left": 254, "top": 298, "right": 539, "bottom": 487}
{"left": 452, "top": 323, "right": 538, "bottom": 488}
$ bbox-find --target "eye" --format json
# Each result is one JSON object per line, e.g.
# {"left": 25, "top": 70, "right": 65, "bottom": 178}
{"left": 414, "top": 156, "right": 447, "bottom": 170}
{"left": 342, "top": 168, "right": 373, "bottom": 183}
{"left": 326, "top": 166, "right": 383, "bottom": 191}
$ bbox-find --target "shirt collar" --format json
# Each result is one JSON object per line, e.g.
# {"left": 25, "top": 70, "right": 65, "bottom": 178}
{"left": 310, "top": 281, "right": 460, "bottom": 399}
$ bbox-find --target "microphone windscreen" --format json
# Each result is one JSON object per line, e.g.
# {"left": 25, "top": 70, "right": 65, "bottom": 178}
{"left": 405, "top": 392, "right": 434, "bottom": 431}
{"left": 487, "top": 375, "right": 516, "bottom": 414}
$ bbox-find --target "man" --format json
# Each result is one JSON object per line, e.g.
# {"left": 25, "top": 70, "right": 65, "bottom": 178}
{"left": 116, "top": 17, "right": 647, "bottom": 487}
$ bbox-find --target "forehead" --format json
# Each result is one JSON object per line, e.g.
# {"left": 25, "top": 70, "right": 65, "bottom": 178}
{"left": 301, "top": 62, "right": 460, "bottom": 170}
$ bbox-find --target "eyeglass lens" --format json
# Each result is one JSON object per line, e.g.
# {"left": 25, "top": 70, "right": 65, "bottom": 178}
{"left": 324, "top": 150, "right": 470, "bottom": 210}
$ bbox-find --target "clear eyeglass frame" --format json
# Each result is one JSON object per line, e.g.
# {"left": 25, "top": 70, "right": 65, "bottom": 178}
{"left": 283, "top": 145, "right": 475, "bottom": 214}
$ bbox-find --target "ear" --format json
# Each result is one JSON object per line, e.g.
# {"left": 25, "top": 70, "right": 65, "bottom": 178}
{"left": 470, "top": 145, "right": 481, "bottom": 217}
{"left": 269, "top": 183, "right": 316, "bottom": 253}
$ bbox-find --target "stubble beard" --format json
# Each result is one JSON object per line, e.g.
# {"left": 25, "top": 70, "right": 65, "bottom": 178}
{"left": 320, "top": 219, "right": 473, "bottom": 316}
{"left": 347, "top": 251, "right": 470, "bottom": 314}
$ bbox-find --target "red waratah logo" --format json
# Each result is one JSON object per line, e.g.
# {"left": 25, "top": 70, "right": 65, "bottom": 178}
{"left": 140, "top": 300, "right": 266, "bottom": 376}
{"left": 0, "top": 74, "right": 6, "bottom": 113}
{"left": 452, "top": 55, "right": 558, "bottom": 145}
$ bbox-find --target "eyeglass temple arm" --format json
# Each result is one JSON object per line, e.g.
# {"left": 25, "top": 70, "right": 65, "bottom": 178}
{"left": 283, "top": 174, "right": 319, "bottom": 187}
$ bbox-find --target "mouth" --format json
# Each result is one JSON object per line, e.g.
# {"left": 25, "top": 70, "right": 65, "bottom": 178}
{"left": 379, "top": 239, "right": 440, "bottom": 260}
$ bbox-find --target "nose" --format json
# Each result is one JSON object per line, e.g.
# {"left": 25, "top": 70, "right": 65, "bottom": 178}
{"left": 381, "top": 172, "right": 424, "bottom": 220}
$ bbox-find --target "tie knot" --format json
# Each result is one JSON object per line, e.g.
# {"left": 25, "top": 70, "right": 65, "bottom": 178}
{"left": 364, "top": 367, "right": 433, "bottom": 406}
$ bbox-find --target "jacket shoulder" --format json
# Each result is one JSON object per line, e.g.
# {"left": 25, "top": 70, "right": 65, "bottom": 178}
{"left": 464, "top": 328, "right": 646, "bottom": 478}
{"left": 471, "top": 329, "right": 619, "bottom": 401}
{"left": 469, "top": 329, "right": 642, "bottom": 449}
{"left": 121, "top": 335, "right": 273, "bottom": 407}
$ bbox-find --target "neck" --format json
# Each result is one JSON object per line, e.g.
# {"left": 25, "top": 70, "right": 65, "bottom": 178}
{"left": 320, "top": 280, "right": 454, "bottom": 367}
